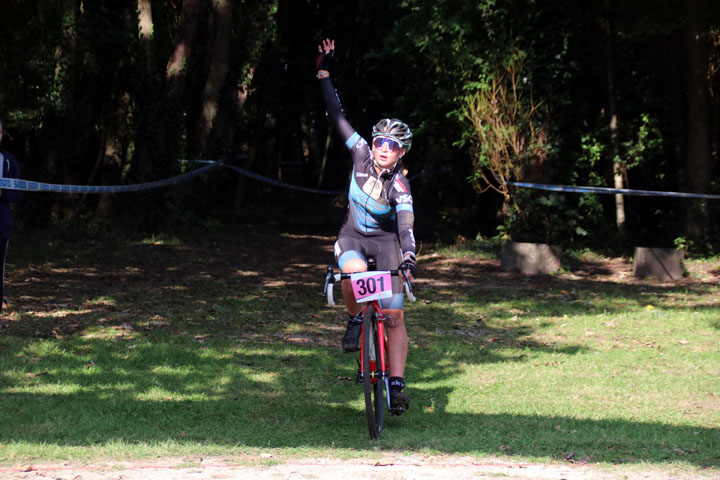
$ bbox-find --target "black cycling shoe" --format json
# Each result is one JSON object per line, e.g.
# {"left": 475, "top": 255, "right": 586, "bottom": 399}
{"left": 341, "top": 315, "right": 362, "bottom": 352}
{"left": 390, "top": 391, "right": 410, "bottom": 414}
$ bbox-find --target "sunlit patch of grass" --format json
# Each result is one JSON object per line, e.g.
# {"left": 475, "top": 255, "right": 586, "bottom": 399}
{"left": 136, "top": 234, "right": 182, "bottom": 246}
{"left": 30, "top": 308, "right": 94, "bottom": 318}
{"left": 1, "top": 230, "right": 719, "bottom": 471}
{"left": 84, "top": 296, "right": 117, "bottom": 306}
{"left": 424, "top": 239, "right": 500, "bottom": 260}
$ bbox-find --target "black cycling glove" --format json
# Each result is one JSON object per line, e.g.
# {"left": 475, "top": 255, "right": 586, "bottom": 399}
{"left": 315, "top": 46, "right": 334, "bottom": 71}
{"left": 399, "top": 252, "right": 417, "bottom": 278}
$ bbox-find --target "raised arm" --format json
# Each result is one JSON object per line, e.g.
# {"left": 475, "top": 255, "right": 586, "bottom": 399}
{"left": 316, "top": 39, "right": 361, "bottom": 150}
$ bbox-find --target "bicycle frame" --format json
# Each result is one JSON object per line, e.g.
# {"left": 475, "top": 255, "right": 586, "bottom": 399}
{"left": 323, "top": 265, "right": 415, "bottom": 425}
{"left": 359, "top": 298, "right": 391, "bottom": 405}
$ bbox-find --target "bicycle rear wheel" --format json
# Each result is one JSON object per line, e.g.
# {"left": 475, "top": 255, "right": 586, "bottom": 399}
{"left": 362, "top": 305, "right": 385, "bottom": 439}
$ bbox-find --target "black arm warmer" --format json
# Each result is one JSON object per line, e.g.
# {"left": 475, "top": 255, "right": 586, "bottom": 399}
{"left": 319, "top": 77, "right": 356, "bottom": 147}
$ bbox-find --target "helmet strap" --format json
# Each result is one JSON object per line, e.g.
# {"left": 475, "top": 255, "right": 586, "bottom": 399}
{"left": 373, "top": 158, "right": 399, "bottom": 176}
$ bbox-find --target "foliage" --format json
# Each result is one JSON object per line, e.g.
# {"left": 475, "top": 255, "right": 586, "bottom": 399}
{"left": 461, "top": 53, "right": 561, "bottom": 241}
{"left": 497, "top": 191, "right": 589, "bottom": 245}
{"left": 463, "top": 53, "right": 549, "bottom": 200}
{"left": 0, "top": 1, "right": 718, "bottom": 249}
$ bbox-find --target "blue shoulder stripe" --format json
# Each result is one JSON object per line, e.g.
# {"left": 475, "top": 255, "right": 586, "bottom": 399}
{"left": 345, "top": 132, "right": 361, "bottom": 150}
{"left": 396, "top": 204, "right": 414, "bottom": 213}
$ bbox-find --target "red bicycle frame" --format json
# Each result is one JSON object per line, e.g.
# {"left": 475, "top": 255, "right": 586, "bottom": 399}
{"left": 361, "top": 299, "right": 388, "bottom": 386}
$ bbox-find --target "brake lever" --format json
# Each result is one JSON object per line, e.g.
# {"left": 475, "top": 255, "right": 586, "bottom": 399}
{"left": 399, "top": 265, "right": 416, "bottom": 302}
{"left": 322, "top": 265, "right": 334, "bottom": 296}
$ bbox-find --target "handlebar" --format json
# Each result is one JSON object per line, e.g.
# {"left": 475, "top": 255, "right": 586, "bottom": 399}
{"left": 323, "top": 265, "right": 416, "bottom": 306}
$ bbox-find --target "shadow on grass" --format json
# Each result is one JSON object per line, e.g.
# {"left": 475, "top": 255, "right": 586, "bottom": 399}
{"left": 0, "top": 226, "right": 718, "bottom": 466}
{"left": 3, "top": 226, "right": 718, "bottom": 342}
{"left": 0, "top": 337, "right": 717, "bottom": 467}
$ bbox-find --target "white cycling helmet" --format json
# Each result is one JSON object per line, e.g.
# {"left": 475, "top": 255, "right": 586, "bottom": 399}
{"left": 372, "top": 118, "right": 412, "bottom": 152}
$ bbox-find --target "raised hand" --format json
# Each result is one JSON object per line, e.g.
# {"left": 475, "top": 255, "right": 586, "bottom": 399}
{"left": 315, "top": 38, "right": 335, "bottom": 71}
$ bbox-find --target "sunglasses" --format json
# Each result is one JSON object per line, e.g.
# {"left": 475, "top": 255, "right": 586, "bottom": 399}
{"left": 372, "top": 136, "right": 403, "bottom": 152}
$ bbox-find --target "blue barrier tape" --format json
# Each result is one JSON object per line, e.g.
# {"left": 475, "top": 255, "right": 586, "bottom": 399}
{"left": 178, "top": 159, "right": 220, "bottom": 165}
{"left": 222, "top": 164, "right": 343, "bottom": 195}
{"left": 0, "top": 157, "right": 434, "bottom": 197}
{"left": 506, "top": 181, "right": 720, "bottom": 200}
{"left": 0, "top": 164, "right": 218, "bottom": 194}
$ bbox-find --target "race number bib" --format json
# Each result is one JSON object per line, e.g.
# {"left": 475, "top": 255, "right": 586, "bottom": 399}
{"left": 362, "top": 177, "right": 383, "bottom": 200}
{"left": 351, "top": 271, "right": 393, "bottom": 303}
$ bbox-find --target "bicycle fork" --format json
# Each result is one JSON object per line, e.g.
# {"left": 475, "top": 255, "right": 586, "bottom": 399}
{"left": 358, "top": 307, "right": 393, "bottom": 411}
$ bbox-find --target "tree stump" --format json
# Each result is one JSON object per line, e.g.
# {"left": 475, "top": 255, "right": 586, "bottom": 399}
{"left": 500, "top": 242, "right": 562, "bottom": 275}
{"left": 633, "top": 247, "right": 685, "bottom": 281}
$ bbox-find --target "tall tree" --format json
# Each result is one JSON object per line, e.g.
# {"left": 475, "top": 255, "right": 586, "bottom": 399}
{"left": 131, "top": 0, "right": 162, "bottom": 183}
{"left": 231, "top": 1, "right": 279, "bottom": 211}
{"left": 601, "top": 0, "right": 627, "bottom": 240}
{"left": 49, "top": 0, "right": 80, "bottom": 221}
{"left": 161, "top": 0, "right": 206, "bottom": 169}
{"left": 95, "top": 91, "right": 131, "bottom": 219}
{"left": 193, "top": 0, "right": 232, "bottom": 156}
{"left": 684, "top": 0, "right": 711, "bottom": 239}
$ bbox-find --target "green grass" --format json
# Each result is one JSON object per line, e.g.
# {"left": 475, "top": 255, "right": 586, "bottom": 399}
{"left": 0, "top": 227, "right": 718, "bottom": 472}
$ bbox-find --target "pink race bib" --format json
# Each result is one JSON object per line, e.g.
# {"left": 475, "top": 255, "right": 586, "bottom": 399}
{"left": 350, "top": 271, "right": 393, "bottom": 303}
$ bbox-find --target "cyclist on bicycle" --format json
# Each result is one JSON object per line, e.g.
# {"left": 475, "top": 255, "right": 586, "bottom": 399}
{"left": 316, "top": 38, "right": 417, "bottom": 412}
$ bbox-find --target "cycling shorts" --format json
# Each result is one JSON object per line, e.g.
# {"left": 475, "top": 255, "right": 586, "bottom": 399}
{"left": 334, "top": 233, "right": 405, "bottom": 310}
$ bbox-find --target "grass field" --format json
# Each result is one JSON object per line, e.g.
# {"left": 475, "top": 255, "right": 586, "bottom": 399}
{"left": 0, "top": 221, "right": 718, "bottom": 474}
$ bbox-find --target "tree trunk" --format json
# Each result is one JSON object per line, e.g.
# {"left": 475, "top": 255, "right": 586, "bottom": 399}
{"left": 137, "top": 0, "right": 153, "bottom": 44}
{"left": 96, "top": 91, "right": 131, "bottom": 218}
{"left": 137, "top": 0, "right": 154, "bottom": 70}
{"left": 166, "top": 0, "right": 204, "bottom": 79}
{"left": 684, "top": 0, "right": 711, "bottom": 239}
{"left": 317, "top": 131, "right": 331, "bottom": 188}
{"left": 233, "top": 107, "right": 266, "bottom": 212}
{"left": 232, "top": 2, "right": 279, "bottom": 212}
{"left": 49, "top": 0, "right": 79, "bottom": 221}
{"left": 195, "top": 0, "right": 232, "bottom": 156}
{"left": 300, "top": 112, "right": 312, "bottom": 173}
{"left": 711, "top": 28, "right": 720, "bottom": 177}
{"left": 132, "top": 0, "right": 162, "bottom": 182}
{"left": 161, "top": 0, "right": 205, "bottom": 170}
{"left": 669, "top": 30, "right": 686, "bottom": 193}
{"left": 602, "top": 0, "right": 627, "bottom": 240}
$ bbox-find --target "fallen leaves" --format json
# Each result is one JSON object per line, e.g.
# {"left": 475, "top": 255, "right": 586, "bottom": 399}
{"left": 672, "top": 447, "right": 699, "bottom": 455}
{"left": 565, "top": 452, "right": 593, "bottom": 464}
{"left": 327, "top": 370, "right": 353, "bottom": 381}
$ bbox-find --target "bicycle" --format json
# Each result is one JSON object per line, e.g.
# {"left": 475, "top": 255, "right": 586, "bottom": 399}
{"left": 323, "top": 259, "right": 416, "bottom": 438}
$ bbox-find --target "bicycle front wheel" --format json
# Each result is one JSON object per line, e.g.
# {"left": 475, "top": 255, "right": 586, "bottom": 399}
{"left": 362, "top": 305, "right": 385, "bottom": 439}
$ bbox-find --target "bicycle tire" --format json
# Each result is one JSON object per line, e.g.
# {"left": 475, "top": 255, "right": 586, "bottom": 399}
{"left": 362, "top": 305, "right": 385, "bottom": 439}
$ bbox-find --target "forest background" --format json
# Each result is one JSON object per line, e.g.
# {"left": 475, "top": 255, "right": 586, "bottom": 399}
{"left": 1, "top": 0, "right": 719, "bottom": 254}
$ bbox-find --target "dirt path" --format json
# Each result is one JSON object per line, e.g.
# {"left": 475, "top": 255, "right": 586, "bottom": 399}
{"left": 3, "top": 455, "right": 717, "bottom": 480}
